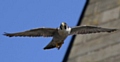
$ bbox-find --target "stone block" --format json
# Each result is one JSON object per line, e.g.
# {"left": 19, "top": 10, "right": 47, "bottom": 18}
{"left": 95, "top": 0, "right": 120, "bottom": 13}
{"left": 101, "top": 7, "right": 120, "bottom": 22}
{"left": 76, "top": 43, "right": 120, "bottom": 62}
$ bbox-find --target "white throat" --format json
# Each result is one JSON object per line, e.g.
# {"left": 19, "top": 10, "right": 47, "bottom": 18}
{"left": 66, "top": 27, "right": 71, "bottom": 34}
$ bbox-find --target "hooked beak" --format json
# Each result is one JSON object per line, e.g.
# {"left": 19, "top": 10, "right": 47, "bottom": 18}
{"left": 61, "top": 22, "right": 65, "bottom": 26}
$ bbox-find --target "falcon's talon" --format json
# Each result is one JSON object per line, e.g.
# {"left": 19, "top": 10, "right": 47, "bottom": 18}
{"left": 4, "top": 22, "right": 118, "bottom": 50}
{"left": 58, "top": 44, "right": 62, "bottom": 50}
{"left": 55, "top": 43, "right": 59, "bottom": 48}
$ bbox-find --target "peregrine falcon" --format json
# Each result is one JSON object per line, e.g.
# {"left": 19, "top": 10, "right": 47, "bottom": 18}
{"left": 3, "top": 22, "right": 117, "bottom": 50}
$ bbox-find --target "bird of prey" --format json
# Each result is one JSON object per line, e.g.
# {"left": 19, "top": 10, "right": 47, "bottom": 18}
{"left": 4, "top": 22, "right": 117, "bottom": 50}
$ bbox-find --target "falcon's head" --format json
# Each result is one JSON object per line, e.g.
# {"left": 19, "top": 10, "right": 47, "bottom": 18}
{"left": 60, "top": 22, "right": 68, "bottom": 30}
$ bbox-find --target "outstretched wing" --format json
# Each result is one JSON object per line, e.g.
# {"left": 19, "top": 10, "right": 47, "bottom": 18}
{"left": 70, "top": 26, "right": 117, "bottom": 35}
{"left": 4, "top": 28, "right": 57, "bottom": 37}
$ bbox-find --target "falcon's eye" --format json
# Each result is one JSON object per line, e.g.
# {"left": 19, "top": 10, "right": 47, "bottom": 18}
{"left": 60, "top": 24, "right": 63, "bottom": 29}
{"left": 60, "top": 22, "right": 67, "bottom": 30}
{"left": 64, "top": 25, "right": 67, "bottom": 29}
{"left": 60, "top": 24, "right": 67, "bottom": 30}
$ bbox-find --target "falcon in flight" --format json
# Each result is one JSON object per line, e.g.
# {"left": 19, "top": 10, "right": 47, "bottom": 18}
{"left": 4, "top": 22, "right": 117, "bottom": 50}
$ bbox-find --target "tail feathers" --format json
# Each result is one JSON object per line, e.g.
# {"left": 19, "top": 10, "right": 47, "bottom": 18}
{"left": 43, "top": 41, "right": 56, "bottom": 50}
{"left": 44, "top": 45, "right": 56, "bottom": 50}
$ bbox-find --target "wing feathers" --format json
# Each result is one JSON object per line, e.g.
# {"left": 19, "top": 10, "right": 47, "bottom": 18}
{"left": 4, "top": 28, "right": 57, "bottom": 37}
{"left": 70, "top": 26, "right": 117, "bottom": 35}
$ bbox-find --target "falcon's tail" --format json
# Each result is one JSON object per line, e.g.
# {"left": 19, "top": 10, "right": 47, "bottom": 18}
{"left": 43, "top": 39, "right": 63, "bottom": 50}
{"left": 43, "top": 41, "right": 56, "bottom": 50}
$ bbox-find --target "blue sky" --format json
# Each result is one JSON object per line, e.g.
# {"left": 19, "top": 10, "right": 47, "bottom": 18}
{"left": 0, "top": 0, "right": 86, "bottom": 62}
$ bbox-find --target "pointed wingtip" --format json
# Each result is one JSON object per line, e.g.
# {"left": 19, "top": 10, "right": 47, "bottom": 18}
{"left": 3, "top": 32, "right": 13, "bottom": 37}
{"left": 107, "top": 29, "right": 118, "bottom": 33}
{"left": 3, "top": 32, "right": 7, "bottom": 36}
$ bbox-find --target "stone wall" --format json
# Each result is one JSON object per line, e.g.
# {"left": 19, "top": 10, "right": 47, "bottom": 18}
{"left": 68, "top": 0, "right": 120, "bottom": 62}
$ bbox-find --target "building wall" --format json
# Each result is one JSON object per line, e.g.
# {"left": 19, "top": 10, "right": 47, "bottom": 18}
{"left": 68, "top": 0, "right": 120, "bottom": 62}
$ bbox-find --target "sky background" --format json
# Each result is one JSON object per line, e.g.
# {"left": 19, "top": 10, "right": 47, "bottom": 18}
{"left": 0, "top": 0, "right": 86, "bottom": 62}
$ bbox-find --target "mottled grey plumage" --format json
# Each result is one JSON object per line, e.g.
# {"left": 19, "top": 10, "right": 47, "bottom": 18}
{"left": 3, "top": 22, "right": 117, "bottom": 50}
